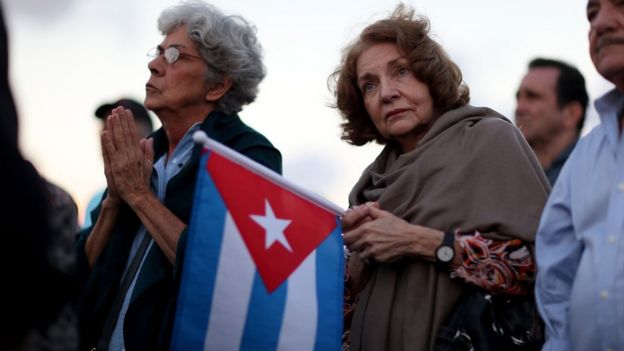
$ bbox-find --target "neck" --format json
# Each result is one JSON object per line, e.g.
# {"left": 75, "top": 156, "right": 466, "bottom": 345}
{"left": 530, "top": 129, "right": 577, "bottom": 169}
{"left": 157, "top": 105, "right": 215, "bottom": 156}
{"left": 398, "top": 115, "right": 439, "bottom": 153}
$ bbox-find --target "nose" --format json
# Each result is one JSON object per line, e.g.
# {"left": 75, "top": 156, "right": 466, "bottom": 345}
{"left": 148, "top": 55, "right": 164, "bottom": 76}
{"left": 591, "top": 4, "right": 617, "bottom": 35}
{"left": 380, "top": 79, "right": 399, "bottom": 103}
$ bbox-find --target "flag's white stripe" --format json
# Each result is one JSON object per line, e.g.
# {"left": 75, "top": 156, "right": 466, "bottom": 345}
{"left": 204, "top": 212, "right": 255, "bottom": 351}
{"left": 276, "top": 251, "right": 318, "bottom": 351}
{"left": 193, "top": 130, "right": 344, "bottom": 215}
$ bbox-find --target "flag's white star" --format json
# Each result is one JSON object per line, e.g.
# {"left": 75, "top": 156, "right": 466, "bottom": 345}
{"left": 250, "top": 199, "right": 293, "bottom": 252}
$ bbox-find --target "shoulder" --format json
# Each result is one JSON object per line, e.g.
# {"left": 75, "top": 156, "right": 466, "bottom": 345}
{"left": 571, "top": 123, "right": 607, "bottom": 154}
{"left": 447, "top": 106, "right": 524, "bottom": 150}
{"left": 444, "top": 106, "right": 547, "bottom": 184}
{"left": 438, "top": 105, "right": 516, "bottom": 137}
{"left": 560, "top": 124, "right": 607, "bottom": 179}
{"left": 464, "top": 109, "right": 516, "bottom": 135}
{"left": 202, "top": 112, "right": 283, "bottom": 174}
{"left": 201, "top": 111, "right": 271, "bottom": 147}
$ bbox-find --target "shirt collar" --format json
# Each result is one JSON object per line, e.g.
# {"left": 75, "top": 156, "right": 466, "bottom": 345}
{"left": 152, "top": 122, "right": 202, "bottom": 187}
{"left": 594, "top": 88, "right": 624, "bottom": 149}
{"left": 168, "top": 122, "right": 201, "bottom": 167}
{"left": 595, "top": 88, "right": 624, "bottom": 121}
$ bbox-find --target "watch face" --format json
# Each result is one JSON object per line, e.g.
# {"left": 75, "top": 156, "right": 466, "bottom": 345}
{"left": 436, "top": 246, "right": 454, "bottom": 262}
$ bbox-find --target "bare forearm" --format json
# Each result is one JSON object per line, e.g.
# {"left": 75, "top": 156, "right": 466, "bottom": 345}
{"left": 85, "top": 198, "right": 120, "bottom": 267}
{"left": 407, "top": 225, "right": 462, "bottom": 266}
{"left": 127, "top": 193, "right": 187, "bottom": 264}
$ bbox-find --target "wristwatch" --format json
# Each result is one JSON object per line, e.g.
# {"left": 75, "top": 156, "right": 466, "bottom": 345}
{"left": 435, "top": 231, "right": 455, "bottom": 269}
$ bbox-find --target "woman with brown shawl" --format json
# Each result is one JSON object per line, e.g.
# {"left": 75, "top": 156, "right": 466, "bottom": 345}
{"left": 332, "top": 5, "right": 550, "bottom": 351}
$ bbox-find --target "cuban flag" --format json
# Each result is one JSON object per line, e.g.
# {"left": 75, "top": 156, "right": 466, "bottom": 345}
{"left": 171, "top": 131, "right": 344, "bottom": 351}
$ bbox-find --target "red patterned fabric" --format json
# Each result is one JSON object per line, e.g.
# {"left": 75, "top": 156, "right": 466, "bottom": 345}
{"left": 452, "top": 232, "right": 534, "bottom": 295}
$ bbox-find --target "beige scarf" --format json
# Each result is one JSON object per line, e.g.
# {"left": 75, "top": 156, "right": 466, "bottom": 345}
{"left": 347, "top": 105, "right": 550, "bottom": 351}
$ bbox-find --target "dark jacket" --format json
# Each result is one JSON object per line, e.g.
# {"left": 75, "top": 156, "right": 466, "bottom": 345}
{"left": 76, "top": 111, "right": 282, "bottom": 350}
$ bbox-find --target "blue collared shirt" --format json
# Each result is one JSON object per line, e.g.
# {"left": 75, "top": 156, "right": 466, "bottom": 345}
{"left": 536, "top": 88, "right": 624, "bottom": 351}
{"left": 109, "top": 123, "right": 201, "bottom": 351}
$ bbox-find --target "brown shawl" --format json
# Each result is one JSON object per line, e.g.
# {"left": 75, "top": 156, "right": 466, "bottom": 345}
{"left": 347, "top": 105, "right": 550, "bottom": 351}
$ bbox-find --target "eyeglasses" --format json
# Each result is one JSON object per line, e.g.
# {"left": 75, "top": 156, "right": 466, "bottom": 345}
{"left": 147, "top": 46, "right": 208, "bottom": 65}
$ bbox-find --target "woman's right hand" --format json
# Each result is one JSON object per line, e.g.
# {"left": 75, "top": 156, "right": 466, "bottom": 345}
{"left": 100, "top": 129, "right": 121, "bottom": 206}
{"left": 342, "top": 202, "right": 380, "bottom": 232}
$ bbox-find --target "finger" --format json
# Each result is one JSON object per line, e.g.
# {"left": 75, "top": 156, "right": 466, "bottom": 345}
{"left": 108, "top": 113, "right": 124, "bottom": 151}
{"left": 141, "top": 138, "right": 154, "bottom": 180}
{"left": 359, "top": 249, "right": 374, "bottom": 264}
{"left": 342, "top": 205, "right": 372, "bottom": 229}
{"left": 101, "top": 129, "right": 117, "bottom": 156}
{"left": 342, "top": 228, "right": 359, "bottom": 246}
{"left": 106, "top": 115, "right": 114, "bottom": 143}
{"left": 124, "top": 108, "right": 140, "bottom": 145}
{"left": 139, "top": 139, "right": 149, "bottom": 181}
{"left": 145, "top": 138, "right": 154, "bottom": 166}
{"left": 101, "top": 133, "right": 116, "bottom": 185}
{"left": 117, "top": 108, "right": 135, "bottom": 148}
{"left": 101, "top": 132, "right": 111, "bottom": 168}
{"left": 141, "top": 138, "right": 155, "bottom": 162}
{"left": 117, "top": 109, "right": 136, "bottom": 152}
{"left": 352, "top": 202, "right": 382, "bottom": 218}
{"left": 343, "top": 224, "right": 367, "bottom": 248}
{"left": 367, "top": 205, "right": 392, "bottom": 219}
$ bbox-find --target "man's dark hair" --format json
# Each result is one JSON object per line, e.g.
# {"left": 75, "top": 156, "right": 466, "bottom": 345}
{"left": 529, "top": 58, "right": 589, "bottom": 134}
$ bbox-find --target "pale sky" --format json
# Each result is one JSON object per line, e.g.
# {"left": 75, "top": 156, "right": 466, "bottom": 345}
{"left": 3, "top": 0, "right": 613, "bottom": 223}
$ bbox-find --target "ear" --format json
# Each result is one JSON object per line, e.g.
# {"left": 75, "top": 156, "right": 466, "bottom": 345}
{"left": 561, "top": 101, "right": 582, "bottom": 130}
{"left": 205, "top": 76, "right": 233, "bottom": 102}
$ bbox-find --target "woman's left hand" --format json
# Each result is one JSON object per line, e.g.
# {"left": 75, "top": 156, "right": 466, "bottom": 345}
{"left": 343, "top": 205, "right": 442, "bottom": 263}
{"left": 101, "top": 107, "right": 154, "bottom": 206}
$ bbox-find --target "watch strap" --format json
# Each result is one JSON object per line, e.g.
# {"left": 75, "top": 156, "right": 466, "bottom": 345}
{"left": 435, "top": 231, "right": 456, "bottom": 270}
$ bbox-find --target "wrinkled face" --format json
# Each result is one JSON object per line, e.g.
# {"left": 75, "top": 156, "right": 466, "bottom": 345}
{"left": 587, "top": 0, "right": 624, "bottom": 88}
{"left": 356, "top": 42, "right": 436, "bottom": 152}
{"left": 515, "top": 67, "right": 565, "bottom": 144}
{"left": 145, "top": 25, "right": 212, "bottom": 115}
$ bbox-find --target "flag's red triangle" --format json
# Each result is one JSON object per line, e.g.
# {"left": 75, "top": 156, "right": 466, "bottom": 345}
{"left": 207, "top": 153, "right": 337, "bottom": 293}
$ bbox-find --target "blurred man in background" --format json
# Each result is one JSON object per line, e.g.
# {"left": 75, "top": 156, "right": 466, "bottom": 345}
{"left": 515, "top": 58, "right": 588, "bottom": 185}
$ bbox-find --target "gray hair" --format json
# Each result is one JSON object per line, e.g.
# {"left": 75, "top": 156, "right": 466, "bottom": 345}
{"left": 158, "top": 1, "right": 265, "bottom": 115}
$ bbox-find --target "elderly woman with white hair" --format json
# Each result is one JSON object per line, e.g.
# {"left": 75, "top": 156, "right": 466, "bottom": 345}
{"left": 75, "top": 1, "right": 281, "bottom": 349}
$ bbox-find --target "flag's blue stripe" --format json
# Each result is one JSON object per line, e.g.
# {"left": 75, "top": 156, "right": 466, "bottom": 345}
{"left": 171, "top": 152, "right": 227, "bottom": 351}
{"left": 314, "top": 218, "right": 344, "bottom": 351}
{"left": 240, "top": 272, "right": 287, "bottom": 351}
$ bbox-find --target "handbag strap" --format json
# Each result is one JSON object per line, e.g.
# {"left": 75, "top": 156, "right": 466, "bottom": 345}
{"left": 96, "top": 233, "right": 152, "bottom": 350}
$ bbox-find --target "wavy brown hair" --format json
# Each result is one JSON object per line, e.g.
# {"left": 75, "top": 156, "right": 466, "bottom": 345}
{"left": 330, "top": 4, "right": 470, "bottom": 145}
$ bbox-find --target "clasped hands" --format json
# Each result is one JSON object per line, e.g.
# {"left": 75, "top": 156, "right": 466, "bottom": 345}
{"left": 342, "top": 202, "right": 438, "bottom": 263}
{"left": 100, "top": 107, "right": 154, "bottom": 207}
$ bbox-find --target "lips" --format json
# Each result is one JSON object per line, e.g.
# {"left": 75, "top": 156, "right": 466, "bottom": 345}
{"left": 385, "top": 108, "right": 410, "bottom": 119}
{"left": 145, "top": 83, "right": 158, "bottom": 91}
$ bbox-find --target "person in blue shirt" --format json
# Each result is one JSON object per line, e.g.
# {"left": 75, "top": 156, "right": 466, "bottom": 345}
{"left": 535, "top": 0, "right": 624, "bottom": 350}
